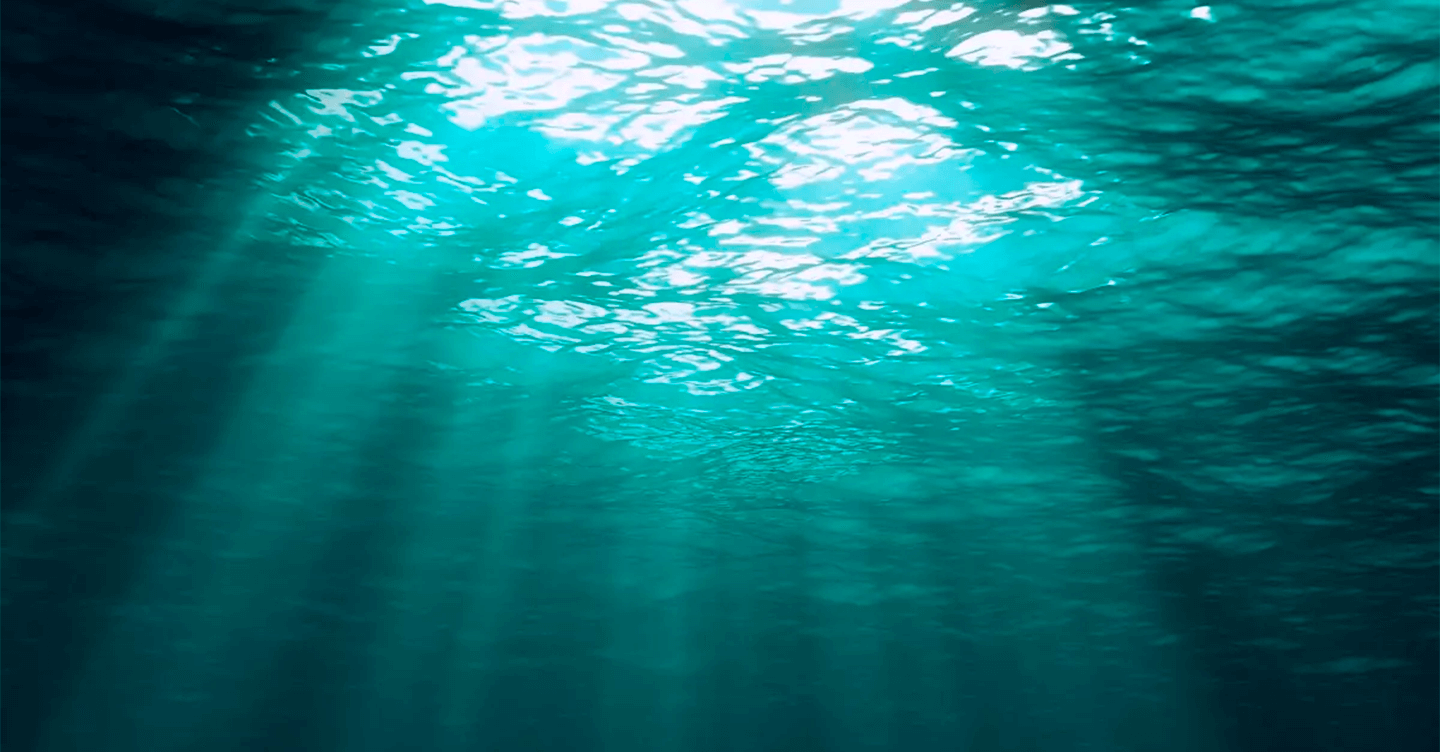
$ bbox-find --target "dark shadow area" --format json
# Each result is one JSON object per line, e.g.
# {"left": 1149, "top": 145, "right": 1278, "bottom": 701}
{"left": 1062, "top": 281, "right": 1439, "bottom": 752}
{"left": 2, "top": 3, "right": 345, "bottom": 748}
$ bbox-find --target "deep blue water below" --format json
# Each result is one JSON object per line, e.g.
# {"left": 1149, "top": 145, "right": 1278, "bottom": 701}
{"left": 3, "top": 1, "right": 1437, "bottom": 751}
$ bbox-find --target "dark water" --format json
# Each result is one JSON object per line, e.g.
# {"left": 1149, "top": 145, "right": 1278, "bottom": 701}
{"left": 3, "top": 1, "right": 1437, "bottom": 751}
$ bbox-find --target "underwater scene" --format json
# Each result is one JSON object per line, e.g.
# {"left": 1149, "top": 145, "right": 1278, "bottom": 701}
{"left": 2, "top": 0, "right": 1436, "bottom": 750}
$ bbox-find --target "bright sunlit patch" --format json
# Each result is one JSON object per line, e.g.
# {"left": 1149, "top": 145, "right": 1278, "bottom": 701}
{"left": 895, "top": 5, "right": 976, "bottom": 31}
{"left": 642, "top": 64, "right": 728, "bottom": 90}
{"left": 754, "top": 279, "right": 836, "bottom": 301}
{"left": 396, "top": 140, "right": 447, "bottom": 167}
{"left": 794, "top": 262, "right": 867, "bottom": 286}
{"left": 945, "top": 29, "right": 1074, "bottom": 69}
{"left": 675, "top": 0, "right": 744, "bottom": 24}
{"left": 374, "top": 160, "right": 415, "bottom": 184}
{"left": 613, "top": 96, "right": 747, "bottom": 150}
{"left": 279, "top": 0, "right": 1097, "bottom": 395}
{"left": 756, "top": 214, "right": 841, "bottom": 234}
{"left": 365, "top": 32, "right": 418, "bottom": 57}
{"left": 748, "top": 99, "right": 962, "bottom": 187}
{"left": 303, "top": 89, "right": 384, "bottom": 122}
{"left": 722, "top": 54, "right": 873, "bottom": 83}
{"left": 495, "top": 243, "right": 575, "bottom": 269}
{"left": 734, "top": 249, "right": 822, "bottom": 271}
{"left": 432, "top": 34, "right": 648, "bottom": 130}
{"left": 506, "top": 322, "right": 582, "bottom": 350}
{"left": 532, "top": 111, "right": 616, "bottom": 142}
{"left": 423, "top": 0, "right": 615, "bottom": 17}
{"left": 389, "top": 189, "right": 434, "bottom": 211}
{"left": 534, "top": 299, "right": 610, "bottom": 328}
{"left": 738, "top": 0, "right": 909, "bottom": 30}
{"left": 720, "top": 232, "right": 821, "bottom": 249}
{"left": 593, "top": 33, "right": 689, "bottom": 61}
{"left": 617, "top": 1, "right": 742, "bottom": 40}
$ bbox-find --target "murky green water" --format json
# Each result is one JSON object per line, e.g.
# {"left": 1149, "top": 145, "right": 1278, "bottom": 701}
{"left": 4, "top": 1, "right": 1437, "bottom": 751}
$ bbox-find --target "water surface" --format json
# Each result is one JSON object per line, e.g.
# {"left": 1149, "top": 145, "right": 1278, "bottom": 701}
{"left": 3, "top": 1, "right": 1437, "bottom": 751}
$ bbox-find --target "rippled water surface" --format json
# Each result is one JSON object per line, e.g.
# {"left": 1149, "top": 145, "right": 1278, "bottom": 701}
{"left": 4, "top": 1, "right": 1437, "bottom": 751}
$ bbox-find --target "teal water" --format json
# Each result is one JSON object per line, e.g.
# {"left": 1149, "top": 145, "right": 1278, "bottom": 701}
{"left": 3, "top": 1, "right": 1437, "bottom": 751}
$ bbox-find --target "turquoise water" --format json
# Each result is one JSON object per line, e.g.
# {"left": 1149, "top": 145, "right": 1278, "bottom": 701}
{"left": 3, "top": 1, "right": 1437, "bottom": 751}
